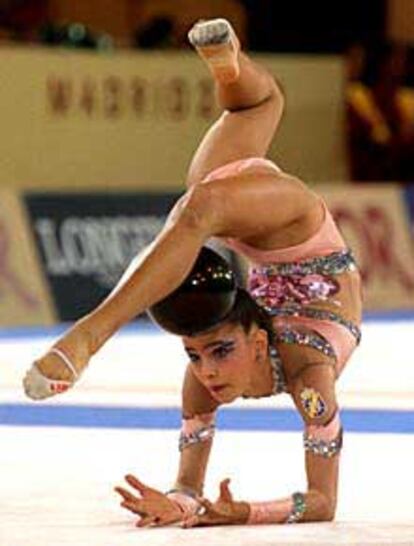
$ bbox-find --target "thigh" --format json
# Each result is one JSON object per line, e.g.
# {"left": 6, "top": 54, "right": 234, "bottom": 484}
{"left": 186, "top": 97, "right": 281, "bottom": 187}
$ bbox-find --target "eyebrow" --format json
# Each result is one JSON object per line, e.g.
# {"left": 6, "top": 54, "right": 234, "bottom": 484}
{"left": 185, "top": 339, "right": 235, "bottom": 352}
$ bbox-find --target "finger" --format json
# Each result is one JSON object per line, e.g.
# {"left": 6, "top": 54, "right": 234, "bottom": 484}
{"left": 136, "top": 515, "right": 157, "bottom": 528}
{"left": 154, "top": 514, "right": 179, "bottom": 527}
{"left": 219, "top": 478, "right": 233, "bottom": 502}
{"left": 125, "top": 475, "right": 148, "bottom": 494}
{"left": 181, "top": 515, "right": 200, "bottom": 528}
{"left": 198, "top": 497, "right": 215, "bottom": 512}
{"left": 120, "top": 500, "right": 144, "bottom": 516}
{"left": 182, "top": 514, "right": 213, "bottom": 528}
{"left": 114, "top": 486, "right": 139, "bottom": 503}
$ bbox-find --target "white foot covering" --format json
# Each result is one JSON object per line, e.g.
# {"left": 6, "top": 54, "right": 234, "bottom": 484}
{"left": 23, "top": 348, "right": 79, "bottom": 400}
{"left": 188, "top": 18, "right": 240, "bottom": 83}
{"left": 188, "top": 18, "right": 233, "bottom": 48}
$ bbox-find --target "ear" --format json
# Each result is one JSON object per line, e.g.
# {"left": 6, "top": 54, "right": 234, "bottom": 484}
{"left": 254, "top": 328, "right": 268, "bottom": 361}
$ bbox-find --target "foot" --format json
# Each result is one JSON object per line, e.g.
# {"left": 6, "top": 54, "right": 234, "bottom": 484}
{"left": 23, "top": 327, "right": 92, "bottom": 399}
{"left": 188, "top": 18, "right": 240, "bottom": 84}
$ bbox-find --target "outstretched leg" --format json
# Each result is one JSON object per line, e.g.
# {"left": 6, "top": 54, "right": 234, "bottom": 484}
{"left": 186, "top": 18, "right": 285, "bottom": 187}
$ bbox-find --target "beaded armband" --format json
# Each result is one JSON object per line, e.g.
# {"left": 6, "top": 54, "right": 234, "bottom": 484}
{"left": 303, "top": 410, "right": 343, "bottom": 458}
{"left": 179, "top": 424, "right": 215, "bottom": 451}
{"left": 303, "top": 426, "right": 343, "bottom": 458}
{"left": 286, "top": 492, "right": 306, "bottom": 523}
{"left": 179, "top": 412, "right": 216, "bottom": 451}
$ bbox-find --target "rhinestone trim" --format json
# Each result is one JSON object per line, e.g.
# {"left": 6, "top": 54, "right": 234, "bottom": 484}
{"left": 276, "top": 328, "right": 336, "bottom": 359}
{"left": 269, "top": 345, "right": 287, "bottom": 394}
{"left": 303, "top": 427, "right": 343, "bottom": 458}
{"left": 179, "top": 424, "right": 215, "bottom": 451}
{"left": 253, "top": 249, "right": 357, "bottom": 277}
{"left": 264, "top": 304, "right": 361, "bottom": 344}
{"left": 286, "top": 492, "right": 307, "bottom": 523}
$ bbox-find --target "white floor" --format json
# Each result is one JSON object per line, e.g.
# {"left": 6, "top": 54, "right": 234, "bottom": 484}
{"left": 1, "top": 426, "right": 414, "bottom": 546}
{"left": 1, "top": 323, "right": 414, "bottom": 546}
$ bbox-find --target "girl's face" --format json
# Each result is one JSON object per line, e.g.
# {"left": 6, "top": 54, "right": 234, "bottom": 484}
{"left": 182, "top": 322, "right": 267, "bottom": 403}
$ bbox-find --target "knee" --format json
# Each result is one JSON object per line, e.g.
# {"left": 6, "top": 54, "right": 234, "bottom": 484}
{"left": 172, "top": 183, "right": 220, "bottom": 234}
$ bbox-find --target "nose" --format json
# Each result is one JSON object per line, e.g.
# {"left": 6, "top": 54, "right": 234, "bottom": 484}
{"left": 200, "top": 358, "right": 219, "bottom": 380}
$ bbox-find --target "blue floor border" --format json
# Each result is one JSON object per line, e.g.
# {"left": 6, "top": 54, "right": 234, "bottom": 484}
{"left": 1, "top": 404, "right": 413, "bottom": 434}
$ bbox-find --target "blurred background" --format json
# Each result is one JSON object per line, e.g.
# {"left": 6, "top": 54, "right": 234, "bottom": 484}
{"left": 0, "top": 1, "right": 413, "bottom": 341}
{"left": 0, "top": 0, "right": 413, "bottom": 327}
{"left": 1, "top": 5, "right": 414, "bottom": 541}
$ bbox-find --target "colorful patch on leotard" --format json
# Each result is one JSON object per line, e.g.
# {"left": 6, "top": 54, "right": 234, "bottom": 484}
{"left": 300, "top": 388, "right": 327, "bottom": 419}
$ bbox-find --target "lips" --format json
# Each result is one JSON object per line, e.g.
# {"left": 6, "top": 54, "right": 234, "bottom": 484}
{"left": 209, "top": 384, "right": 228, "bottom": 394}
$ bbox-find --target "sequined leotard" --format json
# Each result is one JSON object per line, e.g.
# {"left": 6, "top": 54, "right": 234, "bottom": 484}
{"left": 204, "top": 158, "right": 362, "bottom": 384}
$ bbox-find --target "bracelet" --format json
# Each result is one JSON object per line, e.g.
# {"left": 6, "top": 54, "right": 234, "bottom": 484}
{"left": 286, "top": 492, "right": 306, "bottom": 523}
{"left": 179, "top": 423, "right": 215, "bottom": 451}
{"left": 166, "top": 487, "right": 198, "bottom": 499}
{"left": 166, "top": 488, "right": 200, "bottom": 518}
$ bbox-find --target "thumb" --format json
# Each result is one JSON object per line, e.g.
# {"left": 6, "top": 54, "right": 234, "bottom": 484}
{"left": 219, "top": 478, "right": 233, "bottom": 502}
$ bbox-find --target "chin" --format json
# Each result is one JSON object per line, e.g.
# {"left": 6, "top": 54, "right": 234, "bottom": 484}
{"left": 214, "top": 388, "right": 239, "bottom": 404}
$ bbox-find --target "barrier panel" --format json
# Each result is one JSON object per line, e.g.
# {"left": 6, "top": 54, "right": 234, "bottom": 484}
{"left": 0, "top": 47, "right": 346, "bottom": 190}
{"left": 321, "top": 184, "right": 414, "bottom": 311}
{"left": 22, "top": 184, "right": 414, "bottom": 322}
{"left": 23, "top": 191, "right": 178, "bottom": 321}
{"left": 402, "top": 185, "right": 414, "bottom": 235}
{"left": 0, "top": 190, "right": 55, "bottom": 327}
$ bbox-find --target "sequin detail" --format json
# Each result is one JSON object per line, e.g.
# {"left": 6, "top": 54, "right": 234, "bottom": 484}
{"left": 269, "top": 345, "right": 287, "bottom": 394}
{"left": 265, "top": 304, "right": 361, "bottom": 344}
{"left": 303, "top": 427, "right": 343, "bottom": 458}
{"left": 249, "top": 250, "right": 357, "bottom": 308}
{"left": 286, "top": 492, "right": 307, "bottom": 523}
{"left": 179, "top": 424, "right": 215, "bottom": 451}
{"left": 252, "top": 250, "right": 357, "bottom": 277}
{"left": 248, "top": 249, "right": 361, "bottom": 344}
{"left": 276, "top": 328, "right": 336, "bottom": 359}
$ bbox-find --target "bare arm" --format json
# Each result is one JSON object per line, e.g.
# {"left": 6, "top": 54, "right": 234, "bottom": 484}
{"left": 173, "top": 365, "right": 219, "bottom": 495}
{"left": 290, "top": 363, "right": 341, "bottom": 521}
{"left": 184, "top": 361, "right": 341, "bottom": 527}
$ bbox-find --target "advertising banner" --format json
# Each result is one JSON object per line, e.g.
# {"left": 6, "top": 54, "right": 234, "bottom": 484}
{"left": 321, "top": 184, "right": 414, "bottom": 311}
{"left": 0, "top": 190, "right": 56, "bottom": 327}
{"left": 24, "top": 192, "right": 179, "bottom": 321}
{"left": 0, "top": 47, "right": 346, "bottom": 191}
{"left": 20, "top": 183, "right": 414, "bottom": 324}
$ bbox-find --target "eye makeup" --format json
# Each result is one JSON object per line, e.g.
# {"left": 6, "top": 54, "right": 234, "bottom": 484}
{"left": 211, "top": 340, "right": 236, "bottom": 359}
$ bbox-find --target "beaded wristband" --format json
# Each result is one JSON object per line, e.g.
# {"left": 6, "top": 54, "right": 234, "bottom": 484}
{"left": 286, "top": 492, "right": 306, "bottom": 523}
{"left": 166, "top": 488, "right": 200, "bottom": 518}
{"left": 179, "top": 423, "right": 215, "bottom": 451}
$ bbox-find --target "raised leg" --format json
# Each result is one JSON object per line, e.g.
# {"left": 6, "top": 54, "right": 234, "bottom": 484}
{"left": 186, "top": 19, "right": 285, "bottom": 187}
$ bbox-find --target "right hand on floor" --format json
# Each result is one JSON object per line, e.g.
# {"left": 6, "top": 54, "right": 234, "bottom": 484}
{"left": 114, "top": 475, "right": 183, "bottom": 527}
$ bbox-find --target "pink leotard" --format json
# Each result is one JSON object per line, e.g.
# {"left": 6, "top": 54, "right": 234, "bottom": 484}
{"left": 204, "top": 157, "right": 362, "bottom": 373}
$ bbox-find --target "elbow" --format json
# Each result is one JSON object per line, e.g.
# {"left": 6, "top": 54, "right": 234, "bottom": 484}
{"left": 312, "top": 502, "right": 336, "bottom": 523}
{"left": 320, "top": 503, "right": 336, "bottom": 522}
{"left": 306, "top": 490, "right": 337, "bottom": 522}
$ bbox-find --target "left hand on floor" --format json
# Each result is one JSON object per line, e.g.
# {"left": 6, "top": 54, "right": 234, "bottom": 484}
{"left": 182, "top": 478, "right": 250, "bottom": 527}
